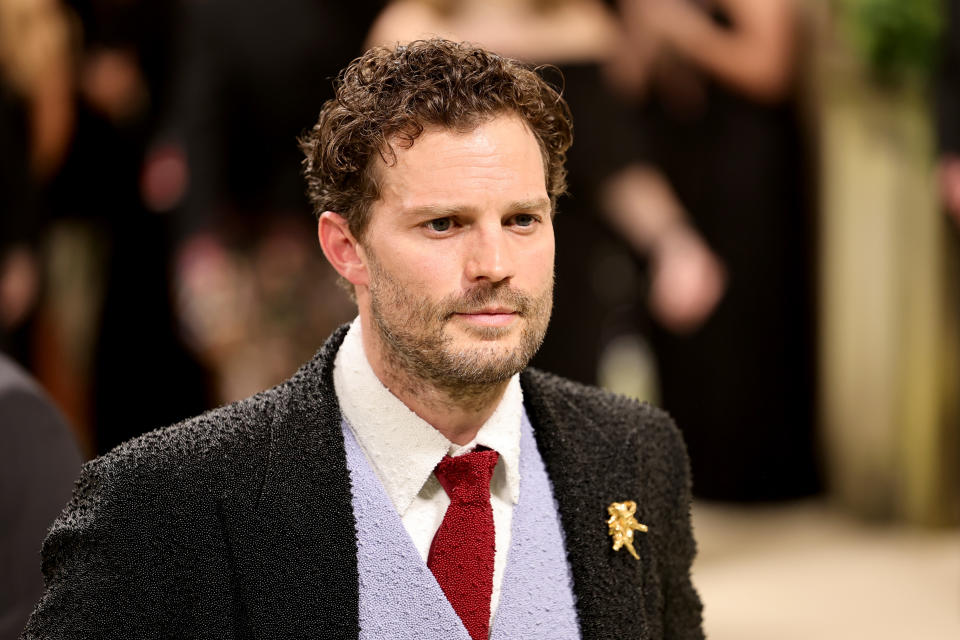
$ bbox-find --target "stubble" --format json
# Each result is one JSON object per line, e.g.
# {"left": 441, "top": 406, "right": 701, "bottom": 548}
{"left": 366, "top": 251, "right": 553, "bottom": 403}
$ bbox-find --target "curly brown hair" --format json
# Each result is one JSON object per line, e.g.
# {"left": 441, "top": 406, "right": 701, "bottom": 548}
{"left": 299, "top": 39, "right": 573, "bottom": 239}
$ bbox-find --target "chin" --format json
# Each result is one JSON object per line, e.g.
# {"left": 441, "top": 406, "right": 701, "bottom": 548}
{"left": 458, "top": 324, "right": 516, "bottom": 341}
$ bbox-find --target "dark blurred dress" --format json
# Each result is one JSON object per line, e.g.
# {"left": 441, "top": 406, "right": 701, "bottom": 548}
{"left": 157, "top": 0, "right": 383, "bottom": 406}
{"left": 51, "top": 0, "right": 208, "bottom": 452}
{"left": 0, "top": 84, "right": 33, "bottom": 249}
{"left": 169, "top": 0, "right": 385, "bottom": 238}
{"left": 636, "top": 9, "right": 820, "bottom": 501}
{"left": 938, "top": 0, "right": 960, "bottom": 159}
{"left": 0, "top": 82, "right": 36, "bottom": 363}
{"left": 531, "top": 64, "right": 648, "bottom": 386}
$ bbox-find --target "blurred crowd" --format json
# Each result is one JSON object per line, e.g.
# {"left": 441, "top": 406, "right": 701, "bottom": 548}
{"left": 2, "top": 0, "right": 958, "bottom": 512}
{"left": 4, "top": 0, "right": 960, "bottom": 636}
{"left": 1, "top": 0, "right": 382, "bottom": 456}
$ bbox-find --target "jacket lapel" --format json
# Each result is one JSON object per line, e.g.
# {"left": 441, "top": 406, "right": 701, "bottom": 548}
{"left": 521, "top": 369, "right": 653, "bottom": 640}
{"left": 226, "top": 326, "right": 360, "bottom": 639}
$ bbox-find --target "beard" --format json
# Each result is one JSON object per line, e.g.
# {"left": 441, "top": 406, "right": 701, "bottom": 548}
{"left": 366, "top": 253, "right": 553, "bottom": 397}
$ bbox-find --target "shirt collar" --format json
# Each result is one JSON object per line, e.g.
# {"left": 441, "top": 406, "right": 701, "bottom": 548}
{"left": 333, "top": 317, "right": 522, "bottom": 515}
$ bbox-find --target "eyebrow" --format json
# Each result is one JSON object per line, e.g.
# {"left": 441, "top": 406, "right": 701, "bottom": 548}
{"left": 402, "top": 198, "right": 552, "bottom": 218}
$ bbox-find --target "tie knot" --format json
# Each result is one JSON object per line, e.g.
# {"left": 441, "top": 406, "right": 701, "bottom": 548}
{"left": 434, "top": 448, "right": 500, "bottom": 503}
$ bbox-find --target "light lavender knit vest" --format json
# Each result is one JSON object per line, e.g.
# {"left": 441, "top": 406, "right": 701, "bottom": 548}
{"left": 343, "top": 409, "right": 581, "bottom": 639}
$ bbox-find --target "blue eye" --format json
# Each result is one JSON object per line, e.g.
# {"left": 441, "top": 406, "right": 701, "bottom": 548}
{"left": 427, "top": 218, "right": 452, "bottom": 232}
{"left": 513, "top": 214, "right": 535, "bottom": 227}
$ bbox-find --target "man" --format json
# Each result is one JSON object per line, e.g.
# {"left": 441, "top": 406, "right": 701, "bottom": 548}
{"left": 24, "top": 40, "right": 703, "bottom": 639}
{"left": 1, "top": 354, "right": 81, "bottom": 640}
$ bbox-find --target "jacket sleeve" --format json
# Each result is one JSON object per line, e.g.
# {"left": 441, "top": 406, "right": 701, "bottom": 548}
{"left": 21, "top": 443, "right": 235, "bottom": 639}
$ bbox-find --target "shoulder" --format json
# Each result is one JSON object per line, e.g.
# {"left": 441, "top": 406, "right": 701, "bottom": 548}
{"left": 67, "top": 319, "right": 348, "bottom": 517}
{"left": 521, "top": 367, "right": 692, "bottom": 500}
{"left": 0, "top": 352, "right": 69, "bottom": 427}
{"left": 85, "top": 382, "right": 287, "bottom": 501}
{"left": 89, "top": 323, "right": 348, "bottom": 498}
{"left": 42, "top": 383, "right": 287, "bottom": 578}
{"left": 28, "top": 393, "right": 287, "bottom": 638}
{"left": 52, "top": 380, "right": 292, "bottom": 554}
{"left": 0, "top": 354, "right": 53, "bottom": 411}
{"left": 521, "top": 367, "right": 685, "bottom": 451}
{"left": 0, "top": 354, "right": 80, "bottom": 484}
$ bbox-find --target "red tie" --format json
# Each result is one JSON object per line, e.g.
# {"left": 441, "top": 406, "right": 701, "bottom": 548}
{"left": 428, "top": 448, "right": 500, "bottom": 640}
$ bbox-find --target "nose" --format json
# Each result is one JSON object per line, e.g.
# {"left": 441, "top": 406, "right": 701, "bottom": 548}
{"left": 464, "top": 221, "right": 514, "bottom": 284}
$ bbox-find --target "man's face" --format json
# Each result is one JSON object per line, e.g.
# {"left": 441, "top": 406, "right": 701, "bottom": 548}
{"left": 357, "top": 113, "right": 555, "bottom": 392}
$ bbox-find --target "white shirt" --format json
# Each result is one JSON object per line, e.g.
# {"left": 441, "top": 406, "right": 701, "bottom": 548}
{"left": 332, "top": 317, "right": 522, "bottom": 620}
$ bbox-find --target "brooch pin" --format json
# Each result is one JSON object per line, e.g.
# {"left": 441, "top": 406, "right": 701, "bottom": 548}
{"left": 607, "top": 500, "right": 648, "bottom": 560}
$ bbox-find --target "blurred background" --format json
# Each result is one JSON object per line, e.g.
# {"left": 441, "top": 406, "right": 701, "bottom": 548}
{"left": 1, "top": 0, "right": 958, "bottom": 638}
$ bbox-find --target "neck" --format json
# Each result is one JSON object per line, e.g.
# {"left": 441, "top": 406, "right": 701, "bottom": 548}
{"left": 360, "top": 319, "right": 509, "bottom": 446}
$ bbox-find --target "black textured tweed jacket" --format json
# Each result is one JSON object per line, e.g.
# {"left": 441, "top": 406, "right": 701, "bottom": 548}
{"left": 23, "top": 326, "right": 703, "bottom": 640}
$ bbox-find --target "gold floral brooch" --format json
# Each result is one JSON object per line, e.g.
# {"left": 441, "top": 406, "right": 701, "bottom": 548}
{"left": 606, "top": 500, "right": 648, "bottom": 560}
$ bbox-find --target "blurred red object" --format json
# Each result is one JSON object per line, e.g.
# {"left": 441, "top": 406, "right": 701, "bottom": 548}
{"left": 141, "top": 143, "right": 189, "bottom": 213}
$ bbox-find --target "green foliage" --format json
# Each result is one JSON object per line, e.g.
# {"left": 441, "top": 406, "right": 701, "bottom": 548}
{"left": 837, "top": 0, "right": 943, "bottom": 83}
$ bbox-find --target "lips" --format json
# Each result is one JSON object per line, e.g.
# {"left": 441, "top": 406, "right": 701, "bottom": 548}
{"left": 445, "top": 285, "right": 531, "bottom": 318}
{"left": 457, "top": 307, "right": 515, "bottom": 315}
{"left": 452, "top": 310, "right": 518, "bottom": 328}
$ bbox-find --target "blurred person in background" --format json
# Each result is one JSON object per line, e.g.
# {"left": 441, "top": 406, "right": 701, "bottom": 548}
{"left": 31, "top": 0, "right": 207, "bottom": 454}
{"left": 0, "top": 353, "right": 81, "bottom": 640}
{"left": 938, "top": 0, "right": 960, "bottom": 229}
{"left": 0, "top": 0, "right": 74, "bottom": 364}
{"left": 369, "top": 0, "right": 726, "bottom": 388}
{"left": 611, "top": 0, "right": 820, "bottom": 501}
{"left": 162, "top": 0, "right": 383, "bottom": 406}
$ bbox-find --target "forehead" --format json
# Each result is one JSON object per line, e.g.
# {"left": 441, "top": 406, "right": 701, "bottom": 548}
{"left": 369, "top": 114, "right": 548, "bottom": 215}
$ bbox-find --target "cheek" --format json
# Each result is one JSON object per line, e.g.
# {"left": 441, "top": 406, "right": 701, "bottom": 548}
{"left": 382, "top": 251, "right": 457, "bottom": 295}
{"left": 522, "top": 236, "right": 555, "bottom": 286}
{"left": 544, "top": 232, "right": 556, "bottom": 266}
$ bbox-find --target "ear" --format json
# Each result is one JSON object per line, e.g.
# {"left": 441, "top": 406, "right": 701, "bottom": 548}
{"left": 318, "top": 212, "right": 368, "bottom": 287}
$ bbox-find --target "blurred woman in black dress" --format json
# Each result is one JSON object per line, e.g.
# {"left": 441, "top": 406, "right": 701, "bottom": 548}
{"left": 613, "top": 0, "right": 820, "bottom": 501}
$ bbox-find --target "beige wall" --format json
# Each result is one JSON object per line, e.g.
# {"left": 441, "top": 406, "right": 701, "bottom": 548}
{"left": 809, "top": 0, "right": 960, "bottom": 525}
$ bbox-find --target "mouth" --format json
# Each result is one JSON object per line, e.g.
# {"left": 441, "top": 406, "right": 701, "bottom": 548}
{"left": 458, "top": 306, "right": 515, "bottom": 315}
{"left": 452, "top": 308, "right": 518, "bottom": 327}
